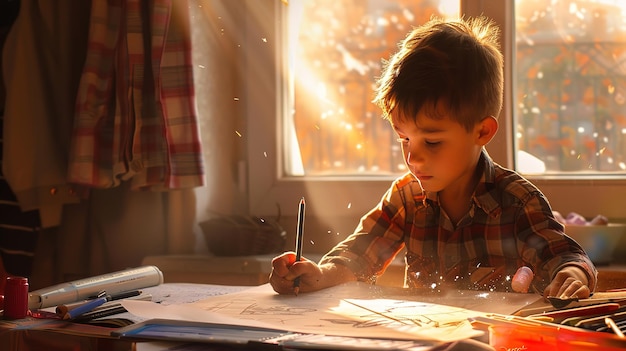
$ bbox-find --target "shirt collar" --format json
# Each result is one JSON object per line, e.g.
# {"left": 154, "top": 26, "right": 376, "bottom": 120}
{"left": 472, "top": 149, "right": 501, "bottom": 216}
{"left": 422, "top": 149, "right": 501, "bottom": 216}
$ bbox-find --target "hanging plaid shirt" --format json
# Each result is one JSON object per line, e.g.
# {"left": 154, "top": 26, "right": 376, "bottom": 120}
{"left": 320, "top": 150, "right": 598, "bottom": 293}
{"left": 69, "top": 0, "right": 204, "bottom": 190}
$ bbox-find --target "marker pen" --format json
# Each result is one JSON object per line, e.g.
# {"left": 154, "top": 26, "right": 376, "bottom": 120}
{"left": 28, "top": 265, "right": 163, "bottom": 310}
{"left": 62, "top": 296, "right": 108, "bottom": 320}
{"left": 71, "top": 293, "right": 152, "bottom": 322}
{"left": 55, "top": 289, "right": 142, "bottom": 316}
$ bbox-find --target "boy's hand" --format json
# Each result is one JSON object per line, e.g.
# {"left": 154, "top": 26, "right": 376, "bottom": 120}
{"left": 269, "top": 252, "right": 324, "bottom": 295}
{"left": 269, "top": 252, "right": 357, "bottom": 294}
{"left": 543, "top": 266, "right": 591, "bottom": 300}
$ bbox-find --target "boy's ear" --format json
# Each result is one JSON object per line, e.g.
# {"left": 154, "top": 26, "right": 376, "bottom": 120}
{"left": 476, "top": 116, "right": 498, "bottom": 145}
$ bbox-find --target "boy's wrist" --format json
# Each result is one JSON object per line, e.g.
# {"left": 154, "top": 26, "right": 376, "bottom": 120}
{"left": 318, "top": 262, "right": 357, "bottom": 289}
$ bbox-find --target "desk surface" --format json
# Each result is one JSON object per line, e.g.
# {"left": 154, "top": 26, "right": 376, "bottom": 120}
{"left": 0, "top": 283, "right": 249, "bottom": 351}
{"left": 1, "top": 283, "right": 510, "bottom": 351}
{"left": 3, "top": 277, "right": 626, "bottom": 351}
{"left": 143, "top": 254, "right": 626, "bottom": 290}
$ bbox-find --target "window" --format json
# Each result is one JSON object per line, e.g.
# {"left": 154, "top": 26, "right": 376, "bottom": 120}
{"left": 246, "top": 0, "right": 626, "bottom": 224}
{"left": 284, "top": 0, "right": 459, "bottom": 176}
{"left": 515, "top": 0, "right": 626, "bottom": 175}
{"left": 246, "top": 1, "right": 461, "bottom": 223}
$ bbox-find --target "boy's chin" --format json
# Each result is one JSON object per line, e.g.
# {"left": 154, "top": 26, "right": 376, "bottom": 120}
{"left": 414, "top": 179, "right": 440, "bottom": 192}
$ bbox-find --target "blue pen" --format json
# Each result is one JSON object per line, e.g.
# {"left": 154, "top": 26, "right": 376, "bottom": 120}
{"left": 63, "top": 296, "right": 108, "bottom": 320}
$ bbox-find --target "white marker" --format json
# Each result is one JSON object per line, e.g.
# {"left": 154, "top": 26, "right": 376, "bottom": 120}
{"left": 28, "top": 265, "right": 163, "bottom": 310}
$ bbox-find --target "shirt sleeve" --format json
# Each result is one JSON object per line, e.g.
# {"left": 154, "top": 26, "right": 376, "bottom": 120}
{"left": 516, "top": 191, "right": 598, "bottom": 292}
{"left": 319, "top": 174, "right": 420, "bottom": 283}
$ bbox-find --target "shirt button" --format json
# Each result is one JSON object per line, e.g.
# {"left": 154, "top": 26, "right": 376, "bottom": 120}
{"left": 50, "top": 187, "right": 57, "bottom": 195}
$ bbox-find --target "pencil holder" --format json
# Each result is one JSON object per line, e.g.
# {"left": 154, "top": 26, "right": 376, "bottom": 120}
{"left": 4, "top": 276, "right": 29, "bottom": 319}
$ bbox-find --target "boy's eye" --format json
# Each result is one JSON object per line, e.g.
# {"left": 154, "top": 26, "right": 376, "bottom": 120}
{"left": 425, "top": 140, "right": 441, "bottom": 146}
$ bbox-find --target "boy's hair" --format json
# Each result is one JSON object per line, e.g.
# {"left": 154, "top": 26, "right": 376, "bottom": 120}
{"left": 374, "top": 16, "right": 504, "bottom": 131}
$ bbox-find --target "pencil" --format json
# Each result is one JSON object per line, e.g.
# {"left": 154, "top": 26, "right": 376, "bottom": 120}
{"left": 605, "top": 317, "right": 625, "bottom": 337}
{"left": 293, "top": 197, "right": 305, "bottom": 296}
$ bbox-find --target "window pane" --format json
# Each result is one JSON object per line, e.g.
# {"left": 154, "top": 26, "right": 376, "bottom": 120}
{"left": 285, "top": 1, "right": 459, "bottom": 176}
{"left": 515, "top": 0, "right": 626, "bottom": 174}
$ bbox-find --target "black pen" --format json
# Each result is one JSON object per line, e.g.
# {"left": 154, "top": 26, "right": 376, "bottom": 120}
{"left": 73, "top": 304, "right": 128, "bottom": 322}
{"left": 293, "top": 197, "right": 305, "bottom": 296}
{"left": 104, "top": 289, "right": 142, "bottom": 301}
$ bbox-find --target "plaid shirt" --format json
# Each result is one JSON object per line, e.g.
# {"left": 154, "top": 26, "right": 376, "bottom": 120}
{"left": 68, "top": 0, "right": 204, "bottom": 190}
{"left": 321, "top": 150, "right": 597, "bottom": 293}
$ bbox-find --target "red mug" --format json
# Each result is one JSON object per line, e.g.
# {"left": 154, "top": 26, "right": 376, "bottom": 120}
{"left": 4, "top": 276, "right": 29, "bottom": 319}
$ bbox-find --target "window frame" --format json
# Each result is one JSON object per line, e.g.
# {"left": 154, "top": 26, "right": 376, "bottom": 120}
{"left": 245, "top": 0, "right": 626, "bottom": 221}
{"left": 244, "top": 0, "right": 391, "bottom": 221}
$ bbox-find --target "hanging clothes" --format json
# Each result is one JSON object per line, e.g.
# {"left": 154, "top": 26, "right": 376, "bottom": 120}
{"left": 2, "top": 0, "right": 90, "bottom": 228}
{"left": 3, "top": 0, "right": 200, "bottom": 289}
{"left": 0, "top": 0, "right": 40, "bottom": 281}
{"left": 69, "top": 0, "right": 205, "bottom": 190}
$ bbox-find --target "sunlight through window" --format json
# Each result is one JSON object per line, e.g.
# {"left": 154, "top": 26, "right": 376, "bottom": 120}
{"left": 284, "top": 1, "right": 459, "bottom": 176}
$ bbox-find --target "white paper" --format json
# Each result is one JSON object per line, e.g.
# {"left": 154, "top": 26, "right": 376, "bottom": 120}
{"left": 121, "top": 299, "right": 282, "bottom": 330}
{"left": 124, "top": 282, "right": 538, "bottom": 342}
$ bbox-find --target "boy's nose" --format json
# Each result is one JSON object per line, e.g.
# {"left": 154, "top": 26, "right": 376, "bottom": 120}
{"left": 406, "top": 150, "right": 419, "bottom": 166}
{"left": 406, "top": 145, "right": 425, "bottom": 167}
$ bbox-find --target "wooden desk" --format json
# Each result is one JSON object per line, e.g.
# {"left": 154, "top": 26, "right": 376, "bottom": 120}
{"left": 0, "top": 320, "right": 132, "bottom": 351}
{"left": 142, "top": 254, "right": 626, "bottom": 291}
{"left": 2, "top": 277, "right": 626, "bottom": 351}
{"left": 0, "top": 283, "right": 248, "bottom": 351}
{"left": 4, "top": 283, "right": 493, "bottom": 351}
{"left": 596, "top": 265, "right": 626, "bottom": 291}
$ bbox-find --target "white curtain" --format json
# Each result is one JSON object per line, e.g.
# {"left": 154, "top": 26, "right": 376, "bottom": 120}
{"left": 190, "top": 0, "right": 249, "bottom": 242}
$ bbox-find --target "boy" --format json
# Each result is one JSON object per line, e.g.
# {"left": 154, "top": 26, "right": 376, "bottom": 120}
{"left": 270, "top": 16, "right": 597, "bottom": 299}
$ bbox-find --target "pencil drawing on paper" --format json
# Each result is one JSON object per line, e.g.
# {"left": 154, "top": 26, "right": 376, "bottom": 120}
{"left": 189, "top": 283, "right": 492, "bottom": 342}
{"left": 199, "top": 298, "right": 317, "bottom": 316}
{"left": 336, "top": 299, "right": 473, "bottom": 329}
{"left": 320, "top": 314, "right": 465, "bottom": 329}
{"left": 240, "top": 303, "right": 317, "bottom": 316}
{"left": 198, "top": 296, "right": 470, "bottom": 330}
{"left": 183, "top": 283, "right": 536, "bottom": 341}
{"left": 321, "top": 318, "right": 400, "bottom": 329}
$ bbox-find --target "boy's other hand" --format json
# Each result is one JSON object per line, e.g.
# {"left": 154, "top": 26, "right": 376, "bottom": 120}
{"left": 543, "top": 266, "right": 591, "bottom": 300}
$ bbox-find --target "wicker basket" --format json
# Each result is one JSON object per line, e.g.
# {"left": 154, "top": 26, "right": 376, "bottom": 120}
{"left": 200, "top": 215, "right": 287, "bottom": 256}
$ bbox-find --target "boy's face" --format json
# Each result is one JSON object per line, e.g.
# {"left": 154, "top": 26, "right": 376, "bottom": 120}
{"left": 391, "top": 107, "right": 489, "bottom": 195}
